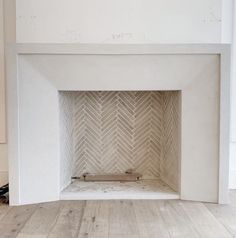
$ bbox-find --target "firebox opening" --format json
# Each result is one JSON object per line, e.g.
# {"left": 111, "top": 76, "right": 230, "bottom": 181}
{"left": 59, "top": 91, "right": 181, "bottom": 200}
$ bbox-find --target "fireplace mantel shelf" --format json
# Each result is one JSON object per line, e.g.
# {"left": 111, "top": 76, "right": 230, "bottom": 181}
{"left": 15, "top": 43, "right": 230, "bottom": 55}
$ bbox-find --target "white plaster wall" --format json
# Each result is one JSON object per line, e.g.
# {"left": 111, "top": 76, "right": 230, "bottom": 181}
{"left": 221, "top": 0, "right": 236, "bottom": 189}
{"left": 16, "top": 0, "right": 222, "bottom": 43}
{"left": 0, "top": 0, "right": 8, "bottom": 186}
{"left": 230, "top": 143, "right": 236, "bottom": 188}
{"left": 0, "top": 0, "right": 6, "bottom": 143}
{"left": 0, "top": 144, "right": 8, "bottom": 186}
{"left": 229, "top": 0, "right": 236, "bottom": 189}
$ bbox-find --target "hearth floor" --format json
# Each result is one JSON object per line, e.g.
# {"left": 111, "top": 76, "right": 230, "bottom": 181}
{"left": 60, "top": 179, "right": 179, "bottom": 200}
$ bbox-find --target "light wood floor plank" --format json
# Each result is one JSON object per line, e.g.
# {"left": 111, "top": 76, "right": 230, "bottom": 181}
{"left": 0, "top": 204, "right": 37, "bottom": 238}
{"left": 0, "top": 203, "right": 12, "bottom": 221}
{"left": 204, "top": 191, "right": 236, "bottom": 237}
{"left": 78, "top": 201, "right": 110, "bottom": 238}
{"left": 155, "top": 200, "right": 200, "bottom": 237}
{"left": 108, "top": 201, "right": 140, "bottom": 238}
{"left": 48, "top": 201, "right": 85, "bottom": 238}
{"left": 16, "top": 201, "right": 61, "bottom": 238}
{"left": 181, "top": 201, "right": 233, "bottom": 238}
{"left": 132, "top": 200, "right": 170, "bottom": 238}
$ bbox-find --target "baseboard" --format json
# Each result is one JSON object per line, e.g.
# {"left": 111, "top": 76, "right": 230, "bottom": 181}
{"left": 0, "top": 171, "right": 8, "bottom": 187}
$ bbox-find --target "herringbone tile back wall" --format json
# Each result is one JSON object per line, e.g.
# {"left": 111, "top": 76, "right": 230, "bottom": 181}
{"left": 59, "top": 91, "right": 180, "bottom": 190}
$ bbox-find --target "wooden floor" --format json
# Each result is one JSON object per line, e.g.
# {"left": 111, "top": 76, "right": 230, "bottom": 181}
{"left": 0, "top": 191, "right": 235, "bottom": 238}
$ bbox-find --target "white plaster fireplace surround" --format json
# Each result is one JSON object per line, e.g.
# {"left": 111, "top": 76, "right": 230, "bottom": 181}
{"left": 7, "top": 44, "right": 230, "bottom": 205}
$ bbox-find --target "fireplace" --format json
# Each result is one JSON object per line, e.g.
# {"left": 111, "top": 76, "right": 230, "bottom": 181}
{"left": 59, "top": 91, "right": 180, "bottom": 199}
{"left": 7, "top": 44, "right": 230, "bottom": 205}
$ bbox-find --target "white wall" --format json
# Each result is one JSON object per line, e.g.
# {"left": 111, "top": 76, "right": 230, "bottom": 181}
{"left": 2, "top": 0, "right": 235, "bottom": 188}
{"left": 0, "top": 0, "right": 6, "bottom": 143}
{"left": 229, "top": 1, "right": 236, "bottom": 188}
{"left": 1, "top": 0, "right": 16, "bottom": 186}
{"left": 16, "top": 0, "right": 222, "bottom": 43}
{"left": 0, "top": 144, "right": 8, "bottom": 186}
{"left": 221, "top": 0, "right": 236, "bottom": 189}
{"left": 0, "top": 0, "right": 8, "bottom": 186}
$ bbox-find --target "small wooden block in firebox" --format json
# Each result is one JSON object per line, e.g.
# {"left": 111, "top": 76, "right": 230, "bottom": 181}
{"left": 82, "top": 169, "right": 142, "bottom": 182}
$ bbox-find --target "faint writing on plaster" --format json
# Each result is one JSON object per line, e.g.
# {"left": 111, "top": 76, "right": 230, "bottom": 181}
{"left": 61, "top": 29, "right": 80, "bottom": 42}
{"left": 16, "top": 15, "right": 37, "bottom": 24}
{"left": 112, "top": 33, "right": 133, "bottom": 40}
{"left": 203, "top": 9, "right": 221, "bottom": 23}
{"left": 101, "top": 32, "right": 147, "bottom": 43}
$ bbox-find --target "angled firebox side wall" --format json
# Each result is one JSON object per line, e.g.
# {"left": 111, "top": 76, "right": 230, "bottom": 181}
{"left": 161, "top": 91, "right": 181, "bottom": 191}
{"left": 59, "top": 92, "right": 75, "bottom": 190}
{"left": 59, "top": 91, "right": 180, "bottom": 192}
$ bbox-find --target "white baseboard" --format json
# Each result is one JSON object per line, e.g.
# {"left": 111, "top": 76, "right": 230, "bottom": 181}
{"left": 0, "top": 171, "right": 8, "bottom": 186}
